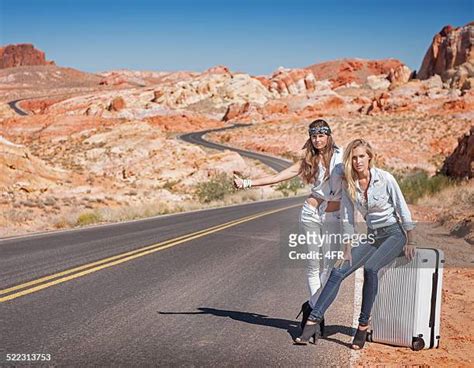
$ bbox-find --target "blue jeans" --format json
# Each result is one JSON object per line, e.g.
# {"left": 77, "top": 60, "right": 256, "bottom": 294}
{"left": 308, "top": 223, "right": 406, "bottom": 325}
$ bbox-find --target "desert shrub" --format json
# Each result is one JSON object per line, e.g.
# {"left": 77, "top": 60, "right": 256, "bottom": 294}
{"left": 276, "top": 177, "right": 303, "bottom": 197}
{"left": 76, "top": 211, "right": 102, "bottom": 226}
{"left": 418, "top": 181, "right": 474, "bottom": 215}
{"left": 162, "top": 180, "right": 180, "bottom": 191}
{"left": 195, "top": 172, "right": 235, "bottom": 203}
{"left": 281, "top": 151, "right": 300, "bottom": 162}
{"left": 396, "top": 171, "right": 455, "bottom": 204}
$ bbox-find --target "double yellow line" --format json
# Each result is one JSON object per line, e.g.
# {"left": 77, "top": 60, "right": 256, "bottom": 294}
{"left": 0, "top": 203, "right": 300, "bottom": 303}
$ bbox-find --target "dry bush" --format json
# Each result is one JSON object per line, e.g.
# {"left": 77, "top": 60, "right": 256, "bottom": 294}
{"left": 418, "top": 181, "right": 474, "bottom": 227}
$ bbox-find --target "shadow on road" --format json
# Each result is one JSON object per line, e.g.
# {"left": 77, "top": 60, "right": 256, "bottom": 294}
{"left": 323, "top": 324, "right": 356, "bottom": 348}
{"left": 159, "top": 307, "right": 355, "bottom": 345}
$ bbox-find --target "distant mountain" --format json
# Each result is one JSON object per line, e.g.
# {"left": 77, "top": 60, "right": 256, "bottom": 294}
{"left": 418, "top": 22, "right": 474, "bottom": 89}
{"left": 304, "top": 58, "right": 404, "bottom": 88}
{"left": 0, "top": 43, "right": 55, "bottom": 69}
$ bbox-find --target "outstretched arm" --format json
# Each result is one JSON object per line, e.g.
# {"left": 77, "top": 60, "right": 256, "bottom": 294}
{"left": 234, "top": 161, "right": 301, "bottom": 189}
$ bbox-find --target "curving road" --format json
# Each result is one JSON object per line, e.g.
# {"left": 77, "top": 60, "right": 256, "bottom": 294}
{"left": 180, "top": 125, "right": 292, "bottom": 172}
{"left": 1, "top": 124, "right": 357, "bottom": 367}
{"left": 7, "top": 99, "right": 29, "bottom": 116}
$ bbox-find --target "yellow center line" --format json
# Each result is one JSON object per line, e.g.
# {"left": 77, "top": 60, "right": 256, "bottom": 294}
{"left": 0, "top": 213, "right": 253, "bottom": 296}
{"left": 0, "top": 203, "right": 300, "bottom": 303}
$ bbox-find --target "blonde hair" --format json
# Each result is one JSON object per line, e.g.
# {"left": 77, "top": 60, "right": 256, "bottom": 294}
{"left": 298, "top": 119, "right": 336, "bottom": 184}
{"left": 343, "top": 139, "right": 375, "bottom": 201}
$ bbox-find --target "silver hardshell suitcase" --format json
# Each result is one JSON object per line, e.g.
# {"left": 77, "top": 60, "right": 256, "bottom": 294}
{"left": 367, "top": 248, "right": 444, "bottom": 350}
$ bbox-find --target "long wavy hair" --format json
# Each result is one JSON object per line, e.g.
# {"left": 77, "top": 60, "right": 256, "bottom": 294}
{"left": 343, "top": 139, "right": 375, "bottom": 202}
{"left": 298, "top": 119, "right": 336, "bottom": 184}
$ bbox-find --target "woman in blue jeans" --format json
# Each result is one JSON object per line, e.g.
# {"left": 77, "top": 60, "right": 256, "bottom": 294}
{"left": 294, "top": 138, "right": 416, "bottom": 349}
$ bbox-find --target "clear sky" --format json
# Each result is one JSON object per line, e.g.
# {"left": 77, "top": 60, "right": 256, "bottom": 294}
{"left": 0, "top": 0, "right": 472, "bottom": 75}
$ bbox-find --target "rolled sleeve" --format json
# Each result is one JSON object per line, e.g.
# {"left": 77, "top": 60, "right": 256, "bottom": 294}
{"left": 328, "top": 163, "right": 344, "bottom": 201}
{"left": 386, "top": 173, "right": 416, "bottom": 231}
{"left": 341, "top": 187, "right": 356, "bottom": 236}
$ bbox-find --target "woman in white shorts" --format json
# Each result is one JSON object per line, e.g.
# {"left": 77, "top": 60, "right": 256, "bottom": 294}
{"left": 234, "top": 119, "right": 344, "bottom": 337}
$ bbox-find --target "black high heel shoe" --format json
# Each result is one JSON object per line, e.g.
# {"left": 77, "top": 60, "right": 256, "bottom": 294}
{"left": 351, "top": 325, "right": 369, "bottom": 350}
{"left": 296, "top": 301, "right": 312, "bottom": 329}
{"left": 319, "top": 317, "right": 325, "bottom": 337}
{"left": 294, "top": 318, "right": 322, "bottom": 345}
{"left": 308, "top": 318, "right": 325, "bottom": 342}
{"left": 296, "top": 302, "right": 325, "bottom": 339}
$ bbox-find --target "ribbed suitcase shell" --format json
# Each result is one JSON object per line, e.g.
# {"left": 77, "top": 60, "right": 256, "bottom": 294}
{"left": 368, "top": 248, "right": 444, "bottom": 350}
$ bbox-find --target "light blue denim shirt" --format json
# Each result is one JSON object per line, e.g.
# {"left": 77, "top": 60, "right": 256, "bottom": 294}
{"left": 310, "top": 146, "right": 344, "bottom": 202}
{"left": 341, "top": 167, "right": 415, "bottom": 235}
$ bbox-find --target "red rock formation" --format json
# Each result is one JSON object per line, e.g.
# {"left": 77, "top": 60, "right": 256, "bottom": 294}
{"left": 305, "top": 58, "right": 404, "bottom": 88}
{"left": 418, "top": 23, "right": 474, "bottom": 88}
{"left": 145, "top": 114, "right": 224, "bottom": 133}
{"left": 253, "top": 76, "right": 270, "bottom": 89}
{"left": 322, "top": 96, "right": 345, "bottom": 110}
{"left": 98, "top": 70, "right": 172, "bottom": 86}
{"left": 205, "top": 65, "right": 231, "bottom": 75}
{"left": 387, "top": 65, "right": 413, "bottom": 87}
{"left": 0, "top": 44, "right": 55, "bottom": 69}
{"left": 222, "top": 102, "right": 250, "bottom": 121}
{"left": 1, "top": 115, "right": 117, "bottom": 142}
{"left": 152, "top": 90, "right": 164, "bottom": 102}
{"left": 18, "top": 97, "right": 66, "bottom": 114}
{"left": 99, "top": 72, "right": 128, "bottom": 86}
{"left": 441, "top": 127, "right": 474, "bottom": 178}
{"left": 443, "top": 99, "right": 467, "bottom": 111}
{"left": 260, "top": 101, "right": 289, "bottom": 115}
{"left": 365, "top": 92, "right": 391, "bottom": 115}
{"left": 108, "top": 97, "right": 126, "bottom": 112}
{"left": 352, "top": 96, "right": 372, "bottom": 105}
{"left": 0, "top": 137, "right": 67, "bottom": 192}
{"left": 265, "top": 68, "right": 317, "bottom": 96}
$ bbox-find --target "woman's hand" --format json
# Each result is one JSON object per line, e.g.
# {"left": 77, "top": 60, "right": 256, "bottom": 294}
{"left": 335, "top": 243, "right": 352, "bottom": 268}
{"left": 403, "top": 243, "right": 416, "bottom": 261}
{"left": 403, "top": 230, "right": 416, "bottom": 261}
{"left": 233, "top": 174, "right": 244, "bottom": 189}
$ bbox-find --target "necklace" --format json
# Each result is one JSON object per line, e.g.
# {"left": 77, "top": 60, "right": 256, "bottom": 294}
{"left": 358, "top": 171, "right": 371, "bottom": 202}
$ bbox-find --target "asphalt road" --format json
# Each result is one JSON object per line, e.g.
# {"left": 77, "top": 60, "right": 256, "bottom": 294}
{"left": 1, "top": 125, "right": 357, "bottom": 367}
{"left": 7, "top": 99, "right": 29, "bottom": 116}
{"left": 180, "top": 125, "right": 292, "bottom": 172}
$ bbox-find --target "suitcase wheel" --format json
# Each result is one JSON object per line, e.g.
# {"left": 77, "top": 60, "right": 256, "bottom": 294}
{"left": 366, "top": 330, "right": 373, "bottom": 342}
{"left": 412, "top": 337, "right": 425, "bottom": 351}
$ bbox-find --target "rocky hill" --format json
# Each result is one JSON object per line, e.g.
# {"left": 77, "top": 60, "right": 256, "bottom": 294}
{"left": 305, "top": 58, "right": 405, "bottom": 88}
{"left": 0, "top": 44, "right": 55, "bottom": 69}
{"left": 1, "top": 24, "right": 472, "bottom": 236}
{"left": 418, "top": 22, "right": 474, "bottom": 89}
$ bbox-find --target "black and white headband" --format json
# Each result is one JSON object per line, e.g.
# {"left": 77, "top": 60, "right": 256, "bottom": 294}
{"left": 308, "top": 126, "right": 331, "bottom": 136}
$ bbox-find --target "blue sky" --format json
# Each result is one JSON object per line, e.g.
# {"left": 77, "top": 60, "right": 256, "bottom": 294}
{"left": 0, "top": 0, "right": 472, "bottom": 75}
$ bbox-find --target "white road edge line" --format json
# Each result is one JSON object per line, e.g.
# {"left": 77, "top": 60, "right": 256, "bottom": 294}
{"left": 0, "top": 195, "right": 306, "bottom": 243}
{"left": 349, "top": 268, "right": 364, "bottom": 367}
{"left": 2, "top": 124, "right": 296, "bottom": 243}
{"left": 1, "top": 124, "right": 296, "bottom": 243}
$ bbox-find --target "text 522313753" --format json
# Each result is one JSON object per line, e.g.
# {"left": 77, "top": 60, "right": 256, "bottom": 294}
{"left": 5, "top": 353, "right": 51, "bottom": 362}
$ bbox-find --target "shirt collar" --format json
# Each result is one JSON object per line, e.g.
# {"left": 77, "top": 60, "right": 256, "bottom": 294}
{"left": 355, "top": 167, "right": 379, "bottom": 192}
{"left": 369, "top": 167, "right": 380, "bottom": 186}
{"left": 330, "top": 146, "right": 341, "bottom": 166}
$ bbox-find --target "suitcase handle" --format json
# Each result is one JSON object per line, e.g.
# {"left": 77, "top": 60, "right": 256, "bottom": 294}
{"left": 429, "top": 272, "right": 438, "bottom": 329}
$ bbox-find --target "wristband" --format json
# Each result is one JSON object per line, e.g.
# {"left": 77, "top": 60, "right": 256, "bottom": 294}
{"left": 243, "top": 179, "right": 252, "bottom": 189}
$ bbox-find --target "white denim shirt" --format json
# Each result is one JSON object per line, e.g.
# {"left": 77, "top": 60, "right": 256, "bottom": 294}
{"left": 310, "top": 146, "right": 344, "bottom": 203}
{"left": 341, "top": 167, "right": 415, "bottom": 235}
